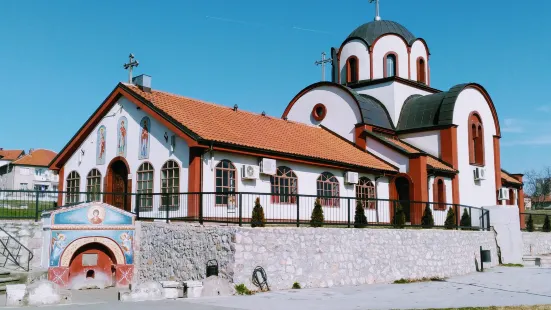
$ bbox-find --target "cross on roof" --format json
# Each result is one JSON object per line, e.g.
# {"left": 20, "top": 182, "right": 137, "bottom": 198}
{"left": 369, "top": 0, "right": 381, "bottom": 21}
{"left": 123, "top": 54, "right": 139, "bottom": 83}
{"left": 314, "top": 52, "right": 332, "bottom": 82}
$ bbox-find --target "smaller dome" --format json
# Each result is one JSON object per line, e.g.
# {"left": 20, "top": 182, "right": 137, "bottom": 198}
{"left": 346, "top": 20, "right": 416, "bottom": 46}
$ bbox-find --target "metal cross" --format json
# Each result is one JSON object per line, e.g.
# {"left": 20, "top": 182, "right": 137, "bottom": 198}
{"left": 123, "top": 53, "right": 139, "bottom": 83}
{"left": 369, "top": 0, "right": 381, "bottom": 21}
{"left": 314, "top": 52, "right": 332, "bottom": 82}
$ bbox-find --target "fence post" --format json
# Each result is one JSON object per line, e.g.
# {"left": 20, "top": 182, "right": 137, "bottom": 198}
{"left": 199, "top": 193, "right": 204, "bottom": 225}
{"left": 238, "top": 193, "right": 242, "bottom": 227}
{"left": 347, "top": 198, "right": 351, "bottom": 228}
{"left": 34, "top": 190, "right": 39, "bottom": 222}
{"left": 455, "top": 205, "right": 459, "bottom": 230}
{"left": 165, "top": 195, "right": 170, "bottom": 224}
{"left": 135, "top": 194, "right": 140, "bottom": 221}
{"left": 296, "top": 195, "right": 300, "bottom": 227}
{"left": 486, "top": 209, "right": 491, "bottom": 231}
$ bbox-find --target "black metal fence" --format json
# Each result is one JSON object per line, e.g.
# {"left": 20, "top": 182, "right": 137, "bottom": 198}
{"left": 0, "top": 190, "right": 490, "bottom": 230}
{"left": 520, "top": 212, "right": 551, "bottom": 232}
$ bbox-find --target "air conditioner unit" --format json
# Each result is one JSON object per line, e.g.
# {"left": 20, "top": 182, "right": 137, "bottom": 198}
{"left": 241, "top": 164, "right": 259, "bottom": 180}
{"left": 473, "top": 167, "right": 486, "bottom": 181}
{"left": 345, "top": 171, "right": 359, "bottom": 184}
{"left": 498, "top": 187, "right": 510, "bottom": 201}
{"left": 260, "top": 158, "right": 277, "bottom": 175}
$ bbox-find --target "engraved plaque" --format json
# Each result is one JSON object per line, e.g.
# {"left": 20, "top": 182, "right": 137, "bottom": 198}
{"left": 82, "top": 254, "right": 98, "bottom": 267}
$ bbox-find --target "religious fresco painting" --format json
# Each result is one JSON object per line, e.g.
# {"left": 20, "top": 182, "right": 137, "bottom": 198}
{"left": 96, "top": 125, "right": 106, "bottom": 165}
{"left": 139, "top": 116, "right": 150, "bottom": 159}
{"left": 117, "top": 116, "right": 128, "bottom": 157}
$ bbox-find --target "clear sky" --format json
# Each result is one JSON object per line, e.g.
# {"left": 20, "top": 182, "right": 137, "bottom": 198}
{"left": 0, "top": 0, "right": 549, "bottom": 174}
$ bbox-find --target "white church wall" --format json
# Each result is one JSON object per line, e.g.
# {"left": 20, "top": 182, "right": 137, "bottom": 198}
{"left": 62, "top": 97, "right": 190, "bottom": 216}
{"left": 427, "top": 176, "right": 453, "bottom": 226}
{"left": 453, "top": 88, "right": 497, "bottom": 208}
{"left": 371, "top": 35, "right": 408, "bottom": 80}
{"left": 366, "top": 138, "right": 408, "bottom": 173}
{"left": 399, "top": 130, "right": 441, "bottom": 158}
{"left": 286, "top": 86, "right": 362, "bottom": 142}
{"left": 201, "top": 150, "right": 391, "bottom": 223}
{"left": 409, "top": 40, "right": 429, "bottom": 83}
{"left": 339, "top": 40, "right": 371, "bottom": 83}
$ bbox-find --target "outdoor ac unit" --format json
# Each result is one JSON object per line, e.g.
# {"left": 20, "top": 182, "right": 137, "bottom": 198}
{"left": 260, "top": 158, "right": 277, "bottom": 175}
{"left": 241, "top": 164, "right": 260, "bottom": 180}
{"left": 473, "top": 167, "right": 486, "bottom": 181}
{"left": 498, "top": 188, "right": 510, "bottom": 201}
{"left": 345, "top": 171, "right": 359, "bottom": 184}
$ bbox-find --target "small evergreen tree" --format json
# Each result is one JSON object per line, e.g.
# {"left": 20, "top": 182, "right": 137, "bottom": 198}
{"left": 251, "top": 197, "right": 266, "bottom": 228}
{"left": 444, "top": 207, "right": 456, "bottom": 230}
{"left": 310, "top": 198, "right": 324, "bottom": 227}
{"left": 527, "top": 214, "right": 535, "bottom": 232}
{"left": 543, "top": 215, "right": 551, "bottom": 232}
{"left": 421, "top": 204, "right": 434, "bottom": 228}
{"left": 460, "top": 208, "right": 472, "bottom": 229}
{"left": 354, "top": 200, "right": 368, "bottom": 228}
{"left": 392, "top": 203, "right": 406, "bottom": 229}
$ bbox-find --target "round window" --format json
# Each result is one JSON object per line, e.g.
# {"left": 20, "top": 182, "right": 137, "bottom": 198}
{"left": 312, "top": 103, "right": 327, "bottom": 121}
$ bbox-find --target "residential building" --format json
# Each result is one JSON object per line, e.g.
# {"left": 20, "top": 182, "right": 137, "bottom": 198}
{"left": 0, "top": 149, "right": 59, "bottom": 191}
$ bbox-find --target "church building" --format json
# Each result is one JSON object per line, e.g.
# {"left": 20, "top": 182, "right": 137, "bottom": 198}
{"left": 48, "top": 17, "right": 524, "bottom": 225}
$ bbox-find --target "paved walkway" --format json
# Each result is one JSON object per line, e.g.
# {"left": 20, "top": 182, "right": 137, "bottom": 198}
{"left": 3, "top": 267, "right": 551, "bottom": 309}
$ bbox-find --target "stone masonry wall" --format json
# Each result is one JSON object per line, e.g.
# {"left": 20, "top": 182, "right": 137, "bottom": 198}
{"left": 522, "top": 232, "right": 551, "bottom": 256}
{"left": 0, "top": 220, "right": 43, "bottom": 270}
{"left": 136, "top": 222, "right": 498, "bottom": 290}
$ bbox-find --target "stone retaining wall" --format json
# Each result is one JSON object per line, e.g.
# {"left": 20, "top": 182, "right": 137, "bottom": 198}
{"left": 0, "top": 220, "right": 43, "bottom": 270}
{"left": 522, "top": 232, "right": 551, "bottom": 256}
{"left": 136, "top": 223, "right": 498, "bottom": 290}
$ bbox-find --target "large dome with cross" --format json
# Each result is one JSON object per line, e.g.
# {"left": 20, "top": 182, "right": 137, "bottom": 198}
{"left": 346, "top": 20, "right": 416, "bottom": 46}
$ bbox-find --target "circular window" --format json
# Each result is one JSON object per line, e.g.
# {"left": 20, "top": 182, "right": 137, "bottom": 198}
{"left": 312, "top": 103, "right": 327, "bottom": 121}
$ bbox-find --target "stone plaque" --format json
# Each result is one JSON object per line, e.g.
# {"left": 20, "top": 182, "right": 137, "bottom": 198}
{"left": 82, "top": 254, "right": 98, "bottom": 266}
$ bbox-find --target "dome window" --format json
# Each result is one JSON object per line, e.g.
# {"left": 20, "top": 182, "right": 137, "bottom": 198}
{"left": 384, "top": 53, "right": 397, "bottom": 78}
{"left": 312, "top": 103, "right": 327, "bottom": 121}
{"left": 346, "top": 56, "right": 359, "bottom": 83}
{"left": 417, "top": 57, "right": 426, "bottom": 84}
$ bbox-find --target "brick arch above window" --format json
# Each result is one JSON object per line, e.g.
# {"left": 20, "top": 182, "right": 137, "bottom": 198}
{"left": 432, "top": 177, "right": 447, "bottom": 211}
{"left": 346, "top": 56, "right": 359, "bottom": 83}
{"left": 468, "top": 111, "right": 485, "bottom": 166}
{"left": 383, "top": 52, "right": 398, "bottom": 78}
{"left": 416, "top": 57, "right": 426, "bottom": 84}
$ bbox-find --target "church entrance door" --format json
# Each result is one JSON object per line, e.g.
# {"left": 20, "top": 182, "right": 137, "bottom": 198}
{"left": 394, "top": 177, "right": 411, "bottom": 222}
{"left": 106, "top": 158, "right": 130, "bottom": 211}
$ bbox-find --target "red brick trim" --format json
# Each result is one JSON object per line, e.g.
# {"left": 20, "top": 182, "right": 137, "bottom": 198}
{"left": 432, "top": 177, "right": 447, "bottom": 210}
{"left": 312, "top": 103, "right": 327, "bottom": 121}
{"left": 188, "top": 147, "right": 203, "bottom": 217}
{"left": 346, "top": 56, "right": 359, "bottom": 83}
{"left": 57, "top": 166, "right": 64, "bottom": 206}
{"left": 468, "top": 111, "right": 485, "bottom": 166}
{"left": 439, "top": 126, "right": 460, "bottom": 205}
{"left": 389, "top": 173, "right": 415, "bottom": 222}
{"left": 494, "top": 136, "right": 502, "bottom": 204}
{"left": 408, "top": 156, "right": 428, "bottom": 224}
{"left": 416, "top": 57, "right": 426, "bottom": 84}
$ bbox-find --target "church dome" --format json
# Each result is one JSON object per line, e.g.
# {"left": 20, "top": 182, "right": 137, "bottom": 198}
{"left": 346, "top": 20, "right": 416, "bottom": 45}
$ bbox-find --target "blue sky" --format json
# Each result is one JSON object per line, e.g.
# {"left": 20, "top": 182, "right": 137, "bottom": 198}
{"left": 0, "top": 0, "right": 549, "bottom": 174}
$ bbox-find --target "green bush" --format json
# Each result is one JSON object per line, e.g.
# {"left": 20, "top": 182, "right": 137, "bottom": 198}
{"left": 310, "top": 198, "right": 324, "bottom": 227}
{"left": 235, "top": 284, "right": 253, "bottom": 295}
{"left": 292, "top": 282, "right": 301, "bottom": 289}
{"left": 444, "top": 207, "right": 456, "bottom": 230}
{"left": 543, "top": 215, "right": 551, "bottom": 232}
{"left": 421, "top": 204, "right": 434, "bottom": 228}
{"left": 251, "top": 197, "right": 266, "bottom": 228}
{"left": 354, "top": 200, "right": 368, "bottom": 228}
{"left": 460, "top": 208, "right": 472, "bottom": 228}
{"left": 527, "top": 214, "right": 535, "bottom": 232}
{"left": 392, "top": 203, "right": 406, "bottom": 229}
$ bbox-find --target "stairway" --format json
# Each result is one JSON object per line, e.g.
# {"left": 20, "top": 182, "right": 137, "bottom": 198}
{"left": 0, "top": 269, "right": 25, "bottom": 292}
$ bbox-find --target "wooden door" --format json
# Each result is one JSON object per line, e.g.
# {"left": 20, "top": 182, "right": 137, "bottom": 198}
{"left": 110, "top": 161, "right": 128, "bottom": 211}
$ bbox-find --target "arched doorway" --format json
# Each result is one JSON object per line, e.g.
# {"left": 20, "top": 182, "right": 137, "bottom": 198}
{"left": 68, "top": 243, "right": 116, "bottom": 290}
{"left": 105, "top": 157, "right": 131, "bottom": 211}
{"left": 390, "top": 174, "right": 414, "bottom": 223}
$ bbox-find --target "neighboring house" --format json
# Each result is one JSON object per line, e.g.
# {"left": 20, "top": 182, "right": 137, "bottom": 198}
{"left": 524, "top": 198, "right": 532, "bottom": 210}
{"left": 0, "top": 149, "right": 24, "bottom": 168}
{"left": 0, "top": 149, "right": 59, "bottom": 191}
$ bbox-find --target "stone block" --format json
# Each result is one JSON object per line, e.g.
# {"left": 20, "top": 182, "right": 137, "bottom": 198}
{"left": 120, "top": 281, "right": 164, "bottom": 302}
{"left": 6, "top": 284, "right": 26, "bottom": 307}
{"left": 184, "top": 280, "right": 203, "bottom": 298}
{"left": 25, "top": 280, "right": 71, "bottom": 306}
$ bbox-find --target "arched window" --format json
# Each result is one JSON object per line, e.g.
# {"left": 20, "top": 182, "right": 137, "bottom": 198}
{"left": 508, "top": 188, "right": 516, "bottom": 206}
{"left": 137, "top": 162, "right": 154, "bottom": 209}
{"left": 66, "top": 171, "right": 80, "bottom": 204}
{"left": 356, "top": 177, "right": 376, "bottom": 209}
{"left": 215, "top": 160, "right": 236, "bottom": 206}
{"left": 270, "top": 166, "right": 298, "bottom": 204}
{"left": 346, "top": 56, "right": 359, "bottom": 83}
{"left": 468, "top": 112, "right": 485, "bottom": 166}
{"left": 432, "top": 177, "right": 447, "bottom": 210}
{"left": 86, "top": 169, "right": 102, "bottom": 202}
{"left": 384, "top": 53, "right": 397, "bottom": 77}
{"left": 317, "top": 172, "right": 340, "bottom": 207}
{"left": 161, "top": 160, "right": 180, "bottom": 209}
{"left": 417, "top": 58, "right": 426, "bottom": 84}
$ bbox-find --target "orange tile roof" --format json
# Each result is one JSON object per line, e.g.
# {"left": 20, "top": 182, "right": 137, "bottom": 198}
{"left": 12, "top": 149, "right": 57, "bottom": 167}
{"left": 0, "top": 150, "right": 24, "bottom": 161}
{"left": 501, "top": 170, "right": 522, "bottom": 185}
{"left": 124, "top": 84, "right": 397, "bottom": 172}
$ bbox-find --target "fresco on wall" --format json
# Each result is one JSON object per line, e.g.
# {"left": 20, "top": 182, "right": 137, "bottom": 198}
{"left": 138, "top": 116, "right": 150, "bottom": 159}
{"left": 53, "top": 204, "right": 133, "bottom": 226}
{"left": 96, "top": 125, "right": 106, "bottom": 165}
{"left": 117, "top": 117, "right": 128, "bottom": 157}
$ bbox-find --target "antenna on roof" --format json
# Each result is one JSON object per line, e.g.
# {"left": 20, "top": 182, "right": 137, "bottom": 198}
{"left": 369, "top": 0, "right": 381, "bottom": 21}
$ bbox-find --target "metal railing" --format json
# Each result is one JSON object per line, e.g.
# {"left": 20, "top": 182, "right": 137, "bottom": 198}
{"left": 0, "top": 190, "right": 490, "bottom": 230}
{"left": 0, "top": 226, "right": 34, "bottom": 271}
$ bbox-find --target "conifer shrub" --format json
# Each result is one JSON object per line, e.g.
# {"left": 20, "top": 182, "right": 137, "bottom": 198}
{"left": 235, "top": 284, "right": 253, "bottom": 295}
{"left": 526, "top": 214, "right": 535, "bottom": 232}
{"left": 354, "top": 200, "right": 368, "bottom": 228}
{"left": 543, "top": 215, "right": 551, "bottom": 232}
{"left": 251, "top": 197, "right": 266, "bottom": 228}
{"left": 310, "top": 198, "right": 324, "bottom": 227}
{"left": 392, "top": 203, "right": 406, "bottom": 229}
{"left": 292, "top": 282, "right": 301, "bottom": 289}
{"left": 444, "top": 207, "right": 456, "bottom": 230}
{"left": 460, "top": 208, "right": 472, "bottom": 229}
{"left": 421, "top": 203, "right": 434, "bottom": 229}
